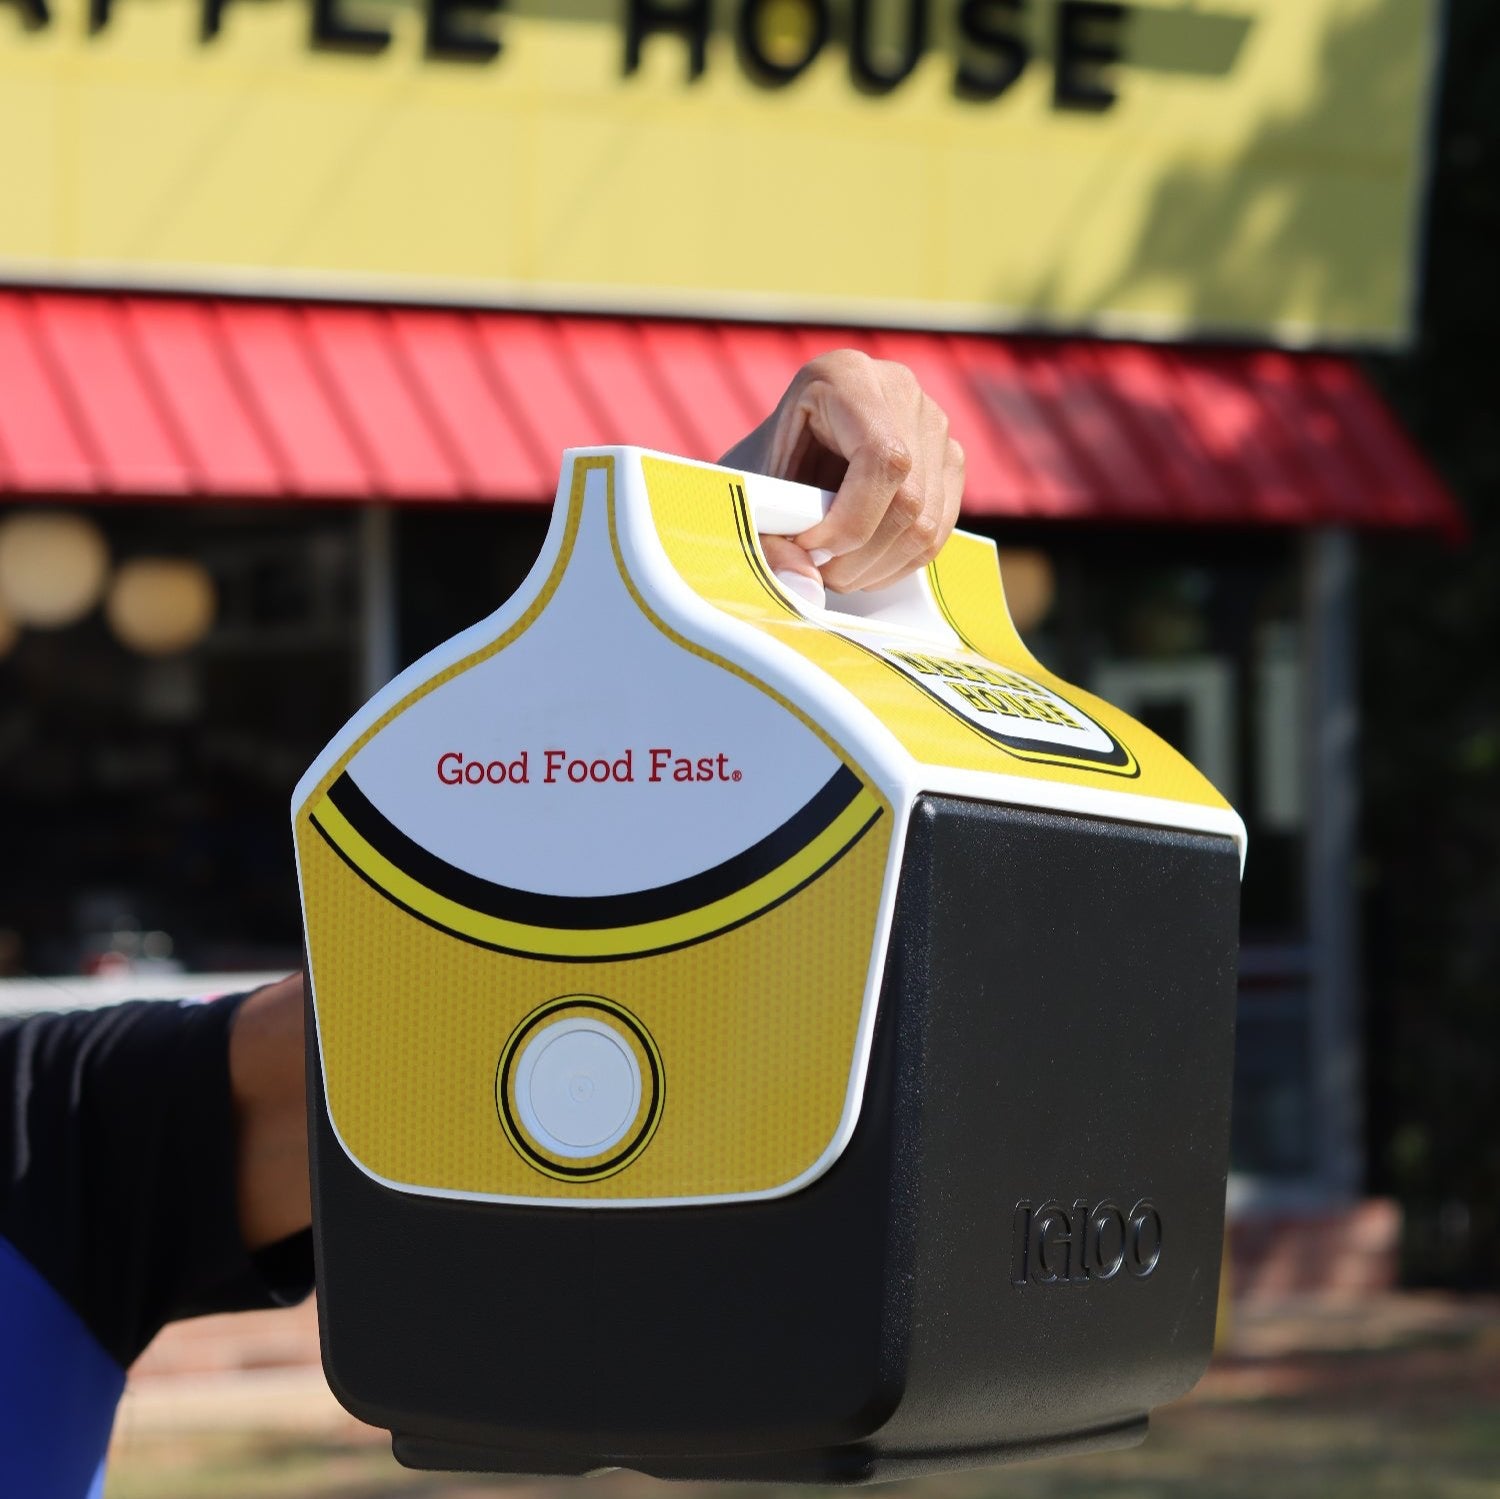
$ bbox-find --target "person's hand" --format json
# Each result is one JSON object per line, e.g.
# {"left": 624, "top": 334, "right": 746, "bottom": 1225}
{"left": 718, "top": 349, "right": 965, "bottom": 605}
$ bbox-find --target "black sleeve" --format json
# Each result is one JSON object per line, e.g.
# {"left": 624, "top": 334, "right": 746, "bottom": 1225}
{"left": 0, "top": 991, "right": 313, "bottom": 1368}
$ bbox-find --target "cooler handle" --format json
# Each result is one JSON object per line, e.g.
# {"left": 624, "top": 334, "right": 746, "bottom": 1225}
{"left": 742, "top": 470, "right": 964, "bottom": 645}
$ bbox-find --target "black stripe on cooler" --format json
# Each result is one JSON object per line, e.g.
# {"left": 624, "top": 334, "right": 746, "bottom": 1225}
{"left": 324, "top": 763, "right": 865, "bottom": 932}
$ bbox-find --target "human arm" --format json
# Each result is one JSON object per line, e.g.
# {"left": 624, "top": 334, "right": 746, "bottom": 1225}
{"left": 0, "top": 985, "right": 313, "bottom": 1370}
{"left": 228, "top": 973, "right": 311, "bottom": 1251}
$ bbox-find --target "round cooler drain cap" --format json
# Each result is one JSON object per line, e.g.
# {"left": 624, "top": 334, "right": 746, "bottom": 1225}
{"left": 513, "top": 1017, "right": 642, "bottom": 1159}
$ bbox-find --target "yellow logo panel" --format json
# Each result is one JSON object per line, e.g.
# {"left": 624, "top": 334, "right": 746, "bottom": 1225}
{"left": 297, "top": 796, "right": 888, "bottom": 1201}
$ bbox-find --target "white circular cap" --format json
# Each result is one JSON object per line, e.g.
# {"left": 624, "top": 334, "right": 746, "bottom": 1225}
{"left": 514, "top": 1017, "right": 642, "bottom": 1159}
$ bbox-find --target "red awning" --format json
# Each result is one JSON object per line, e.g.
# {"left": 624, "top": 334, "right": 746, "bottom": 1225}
{"left": 0, "top": 290, "right": 1464, "bottom": 539}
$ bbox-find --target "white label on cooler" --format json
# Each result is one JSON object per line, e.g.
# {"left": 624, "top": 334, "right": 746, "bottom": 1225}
{"left": 345, "top": 496, "right": 839, "bottom": 898}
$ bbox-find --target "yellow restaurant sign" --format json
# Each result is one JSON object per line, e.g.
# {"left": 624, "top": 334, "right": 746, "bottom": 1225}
{"left": 0, "top": 0, "right": 1440, "bottom": 344}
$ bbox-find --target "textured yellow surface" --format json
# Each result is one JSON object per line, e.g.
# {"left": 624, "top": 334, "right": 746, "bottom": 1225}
{"left": 308, "top": 776, "right": 882, "bottom": 959}
{"left": 299, "top": 805, "right": 889, "bottom": 1199}
{"left": 0, "top": 1, "right": 1438, "bottom": 341}
{"left": 648, "top": 458, "right": 1231, "bottom": 810}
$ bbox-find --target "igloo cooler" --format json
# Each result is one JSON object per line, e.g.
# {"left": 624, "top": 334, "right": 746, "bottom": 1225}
{"left": 294, "top": 448, "right": 1245, "bottom": 1483}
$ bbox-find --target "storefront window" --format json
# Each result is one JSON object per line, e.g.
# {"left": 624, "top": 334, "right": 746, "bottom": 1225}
{"left": 394, "top": 509, "right": 552, "bottom": 667}
{"left": 0, "top": 505, "right": 361, "bottom": 977}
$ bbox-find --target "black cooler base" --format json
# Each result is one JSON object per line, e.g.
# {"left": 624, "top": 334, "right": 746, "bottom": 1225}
{"left": 391, "top": 1417, "right": 1149, "bottom": 1483}
{"left": 308, "top": 797, "right": 1241, "bottom": 1483}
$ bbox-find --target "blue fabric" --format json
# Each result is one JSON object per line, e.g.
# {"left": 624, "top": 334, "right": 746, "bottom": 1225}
{"left": 0, "top": 1232, "right": 123, "bottom": 1499}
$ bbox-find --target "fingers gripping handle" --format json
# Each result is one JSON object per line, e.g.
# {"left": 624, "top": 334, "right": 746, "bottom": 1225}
{"left": 742, "top": 471, "right": 960, "bottom": 645}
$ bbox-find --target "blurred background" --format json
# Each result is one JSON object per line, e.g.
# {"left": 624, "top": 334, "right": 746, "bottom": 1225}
{"left": 1, "top": 0, "right": 1496, "bottom": 1494}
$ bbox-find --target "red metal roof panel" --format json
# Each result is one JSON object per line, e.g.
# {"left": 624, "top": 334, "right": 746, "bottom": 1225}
{"left": 302, "top": 306, "right": 462, "bottom": 500}
{"left": 31, "top": 295, "right": 192, "bottom": 495}
{"left": 0, "top": 296, "right": 98, "bottom": 494}
{"left": 472, "top": 314, "right": 607, "bottom": 476}
{"left": 949, "top": 337, "right": 1096, "bottom": 518}
{"left": 213, "top": 302, "right": 371, "bottom": 499}
{"left": 553, "top": 316, "right": 699, "bottom": 456}
{"left": 389, "top": 309, "right": 549, "bottom": 500}
{"left": 1167, "top": 351, "right": 1306, "bottom": 525}
{"left": 1081, "top": 342, "right": 1239, "bottom": 520}
{"left": 1032, "top": 342, "right": 1171, "bottom": 520}
{"left": 715, "top": 323, "right": 814, "bottom": 426}
{"left": 122, "top": 297, "right": 284, "bottom": 497}
{"left": 635, "top": 320, "right": 760, "bottom": 462}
